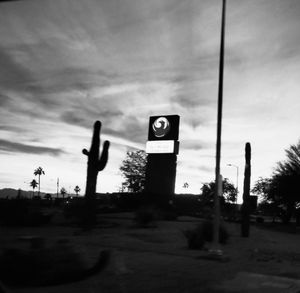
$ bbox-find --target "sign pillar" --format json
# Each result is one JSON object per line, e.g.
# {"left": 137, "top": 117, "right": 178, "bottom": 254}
{"left": 145, "top": 115, "right": 180, "bottom": 206}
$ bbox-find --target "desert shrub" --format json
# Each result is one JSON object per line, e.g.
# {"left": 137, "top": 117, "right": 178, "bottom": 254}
{"left": 184, "top": 220, "right": 229, "bottom": 250}
{"left": 0, "top": 244, "right": 110, "bottom": 287}
{"left": 134, "top": 205, "right": 158, "bottom": 227}
{"left": 183, "top": 225, "right": 206, "bottom": 249}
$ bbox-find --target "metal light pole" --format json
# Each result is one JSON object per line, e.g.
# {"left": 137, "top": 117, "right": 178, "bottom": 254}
{"left": 227, "top": 164, "right": 239, "bottom": 204}
{"left": 213, "top": 0, "right": 227, "bottom": 250}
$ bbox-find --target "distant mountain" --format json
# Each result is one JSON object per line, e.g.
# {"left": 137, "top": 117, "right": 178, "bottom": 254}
{"left": 0, "top": 188, "right": 51, "bottom": 199}
{"left": 0, "top": 188, "right": 27, "bottom": 199}
{"left": 0, "top": 188, "right": 80, "bottom": 199}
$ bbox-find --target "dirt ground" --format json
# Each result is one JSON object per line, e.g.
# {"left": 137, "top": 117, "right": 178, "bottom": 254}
{"left": 1, "top": 212, "right": 300, "bottom": 293}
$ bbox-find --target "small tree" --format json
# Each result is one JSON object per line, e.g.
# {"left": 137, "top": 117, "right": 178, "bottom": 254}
{"left": 200, "top": 178, "right": 237, "bottom": 205}
{"left": 34, "top": 167, "right": 45, "bottom": 197}
{"left": 252, "top": 140, "right": 300, "bottom": 224}
{"left": 119, "top": 150, "right": 147, "bottom": 193}
{"left": 273, "top": 140, "right": 300, "bottom": 223}
{"left": 60, "top": 187, "right": 67, "bottom": 199}
{"left": 30, "top": 179, "right": 38, "bottom": 198}
{"left": 74, "top": 185, "right": 81, "bottom": 197}
{"left": 252, "top": 177, "right": 273, "bottom": 201}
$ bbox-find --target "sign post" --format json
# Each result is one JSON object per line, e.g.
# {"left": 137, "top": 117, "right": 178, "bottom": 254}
{"left": 145, "top": 115, "right": 180, "bottom": 206}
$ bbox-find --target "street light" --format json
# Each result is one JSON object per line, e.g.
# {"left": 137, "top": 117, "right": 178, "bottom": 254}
{"left": 227, "top": 164, "right": 239, "bottom": 204}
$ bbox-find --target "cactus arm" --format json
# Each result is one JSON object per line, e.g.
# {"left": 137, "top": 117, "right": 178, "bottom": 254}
{"left": 90, "top": 121, "right": 100, "bottom": 158}
{"left": 82, "top": 149, "right": 89, "bottom": 156}
{"left": 97, "top": 141, "right": 110, "bottom": 171}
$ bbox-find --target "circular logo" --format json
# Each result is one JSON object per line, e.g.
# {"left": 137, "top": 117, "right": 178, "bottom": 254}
{"left": 152, "top": 117, "right": 170, "bottom": 138}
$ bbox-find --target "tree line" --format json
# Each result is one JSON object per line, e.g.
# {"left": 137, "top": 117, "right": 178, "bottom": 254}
{"left": 119, "top": 150, "right": 237, "bottom": 204}
{"left": 119, "top": 140, "right": 300, "bottom": 224}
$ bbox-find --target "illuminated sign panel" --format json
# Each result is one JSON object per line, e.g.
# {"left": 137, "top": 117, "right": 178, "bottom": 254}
{"left": 146, "top": 140, "right": 179, "bottom": 154}
{"left": 148, "top": 115, "right": 180, "bottom": 141}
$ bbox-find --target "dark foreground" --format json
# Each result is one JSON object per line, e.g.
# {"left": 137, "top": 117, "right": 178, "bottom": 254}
{"left": 1, "top": 212, "right": 300, "bottom": 293}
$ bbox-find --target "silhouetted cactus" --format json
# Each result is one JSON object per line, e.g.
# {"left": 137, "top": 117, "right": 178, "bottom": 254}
{"left": 82, "top": 121, "right": 110, "bottom": 200}
{"left": 241, "top": 142, "right": 251, "bottom": 237}
{"left": 82, "top": 121, "right": 109, "bottom": 226}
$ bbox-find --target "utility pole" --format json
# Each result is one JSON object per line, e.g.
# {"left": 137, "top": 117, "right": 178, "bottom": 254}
{"left": 212, "top": 0, "right": 226, "bottom": 252}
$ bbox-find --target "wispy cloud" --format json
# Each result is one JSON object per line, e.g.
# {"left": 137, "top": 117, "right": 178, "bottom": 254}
{"left": 0, "top": 48, "right": 34, "bottom": 91}
{"left": 0, "top": 139, "right": 65, "bottom": 156}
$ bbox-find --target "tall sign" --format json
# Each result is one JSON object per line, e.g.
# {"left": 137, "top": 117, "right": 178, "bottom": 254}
{"left": 145, "top": 115, "right": 180, "bottom": 204}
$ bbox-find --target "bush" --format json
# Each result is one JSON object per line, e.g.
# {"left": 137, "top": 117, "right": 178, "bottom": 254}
{"left": 184, "top": 220, "right": 229, "bottom": 250}
{"left": 0, "top": 243, "right": 110, "bottom": 287}
{"left": 134, "top": 205, "right": 158, "bottom": 227}
{"left": 183, "top": 225, "right": 206, "bottom": 249}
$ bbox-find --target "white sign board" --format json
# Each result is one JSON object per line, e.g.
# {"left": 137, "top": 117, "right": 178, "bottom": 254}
{"left": 146, "top": 140, "right": 178, "bottom": 154}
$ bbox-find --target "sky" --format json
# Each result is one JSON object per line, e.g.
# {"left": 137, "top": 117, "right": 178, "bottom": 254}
{"left": 0, "top": 0, "right": 300, "bottom": 200}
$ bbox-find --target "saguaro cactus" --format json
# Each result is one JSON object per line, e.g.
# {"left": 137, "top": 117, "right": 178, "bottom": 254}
{"left": 241, "top": 142, "right": 251, "bottom": 237}
{"left": 82, "top": 121, "right": 110, "bottom": 200}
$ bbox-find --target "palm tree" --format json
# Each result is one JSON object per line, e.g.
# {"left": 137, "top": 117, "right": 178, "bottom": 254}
{"left": 30, "top": 179, "right": 38, "bottom": 199}
{"left": 60, "top": 187, "right": 67, "bottom": 199}
{"left": 74, "top": 185, "right": 81, "bottom": 197}
{"left": 34, "top": 167, "right": 45, "bottom": 197}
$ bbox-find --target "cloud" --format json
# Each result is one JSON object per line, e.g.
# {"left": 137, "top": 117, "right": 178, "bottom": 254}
{"left": 0, "top": 139, "right": 65, "bottom": 156}
{"left": 60, "top": 106, "right": 124, "bottom": 130}
{"left": 113, "top": 115, "right": 148, "bottom": 143}
{"left": 58, "top": 79, "right": 181, "bottom": 144}
{"left": 0, "top": 48, "right": 34, "bottom": 91}
{"left": 26, "top": 67, "right": 119, "bottom": 96}
{"left": 181, "top": 139, "right": 211, "bottom": 151}
{"left": 0, "top": 94, "right": 11, "bottom": 106}
{"left": 0, "top": 124, "right": 23, "bottom": 132}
